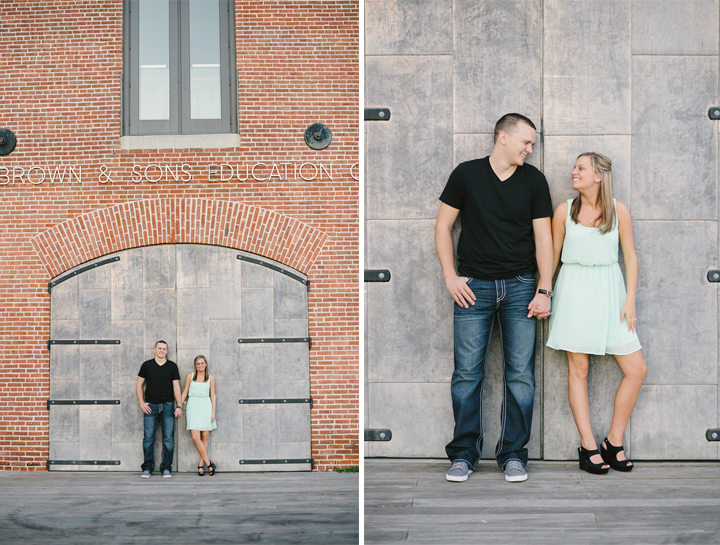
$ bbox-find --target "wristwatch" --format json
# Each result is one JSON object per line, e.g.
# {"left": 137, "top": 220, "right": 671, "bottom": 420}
{"left": 538, "top": 288, "right": 553, "bottom": 297}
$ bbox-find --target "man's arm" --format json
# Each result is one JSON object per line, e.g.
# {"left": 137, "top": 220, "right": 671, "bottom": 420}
{"left": 527, "top": 216, "right": 553, "bottom": 319}
{"left": 173, "top": 379, "right": 183, "bottom": 417}
{"left": 136, "top": 377, "right": 151, "bottom": 414}
{"left": 435, "top": 202, "right": 476, "bottom": 308}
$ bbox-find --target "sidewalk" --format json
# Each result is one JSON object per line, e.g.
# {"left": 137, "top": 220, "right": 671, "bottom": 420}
{"left": 0, "top": 470, "right": 359, "bottom": 545}
{"left": 365, "top": 459, "right": 720, "bottom": 544}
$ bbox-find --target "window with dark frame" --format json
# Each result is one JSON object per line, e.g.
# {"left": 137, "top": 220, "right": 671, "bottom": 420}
{"left": 123, "top": 0, "right": 237, "bottom": 136}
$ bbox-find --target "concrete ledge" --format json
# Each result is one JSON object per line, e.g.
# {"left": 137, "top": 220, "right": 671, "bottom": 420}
{"left": 120, "top": 133, "right": 241, "bottom": 150}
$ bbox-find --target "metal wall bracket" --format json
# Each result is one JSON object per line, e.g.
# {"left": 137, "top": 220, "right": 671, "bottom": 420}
{"left": 238, "top": 337, "right": 311, "bottom": 349}
{"left": 709, "top": 108, "right": 720, "bottom": 120}
{"left": 239, "top": 459, "right": 314, "bottom": 469}
{"left": 365, "top": 108, "right": 391, "bottom": 121}
{"left": 237, "top": 255, "right": 309, "bottom": 290}
{"left": 364, "top": 429, "right": 392, "bottom": 441}
{"left": 48, "top": 340, "right": 121, "bottom": 350}
{"left": 706, "top": 429, "right": 720, "bottom": 441}
{"left": 47, "top": 399, "right": 121, "bottom": 411}
{"left": 365, "top": 269, "right": 391, "bottom": 282}
{"left": 48, "top": 256, "right": 120, "bottom": 293}
{"left": 707, "top": 270, "right": 720, "bottom": 282}
{"left": 238, "top": 398, "right": 313, "bottom": 409}
{"left": 47, "top": 460, "right": 121, "bottom": 470}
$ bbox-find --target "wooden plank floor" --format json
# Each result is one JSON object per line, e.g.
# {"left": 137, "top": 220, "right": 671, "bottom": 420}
{"left": 365, "top": 459, "right": 720, "bottom": 544}
{"left": 0, "top": 470, "right": 358, "bottom": 545}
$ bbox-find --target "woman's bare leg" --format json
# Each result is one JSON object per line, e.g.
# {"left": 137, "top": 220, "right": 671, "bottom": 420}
{"left": 201, "top": 431, "right": 210, "bottom": 462}
{"left": 191, "top": 429, "right": 211, "bottom": 467}
{"left": 604, "top": 350, "right": 647, "bottom": 462}
{"left": 567, "top": 351, "right": 605, "bottom": 466}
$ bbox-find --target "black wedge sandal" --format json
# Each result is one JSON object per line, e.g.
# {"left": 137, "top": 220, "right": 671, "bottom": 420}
{"left": 578, "top": 446, "right": 610, "bottom": 474}
{"left": 600, "top": 437, "right": 634, "bottom": 472}
{"left": 208, "top": 461, "right": 217, "bottom": 476}
{"left": 198, "top": 464, "right": 205, "bottom": 476}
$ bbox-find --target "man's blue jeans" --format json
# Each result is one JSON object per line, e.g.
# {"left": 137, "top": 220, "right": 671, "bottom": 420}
{"left": 445, "top": 275, "right": 537, "bottom": 469}
{"left": 142, "top": 402, "right": 175, "bottom": 473}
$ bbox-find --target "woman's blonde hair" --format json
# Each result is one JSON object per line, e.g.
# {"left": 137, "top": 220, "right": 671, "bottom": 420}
{"left": 192, "top": 355, "right": 209, "bottom": 382}
{"left": 570, "top": 152, "right": 615, "bottom": 234}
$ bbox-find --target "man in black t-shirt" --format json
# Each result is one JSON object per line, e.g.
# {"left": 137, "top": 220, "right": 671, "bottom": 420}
{"left": 136, "top": 340, "right": 182, "bottom": 478}
{"left": 436, "top": 113, "right": 554, "bottom": 484}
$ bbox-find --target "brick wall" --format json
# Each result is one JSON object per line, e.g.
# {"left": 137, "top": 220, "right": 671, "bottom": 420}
{"left": 0, "top": 0, "right": 359, "bottom": 470}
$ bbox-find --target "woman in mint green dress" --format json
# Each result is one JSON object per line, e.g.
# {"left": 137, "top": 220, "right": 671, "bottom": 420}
{"left": 180, "top": 355, "right": 217, "bottom": 476}
{"left": 547, "top": 152, "right": 647, "bottom": 475}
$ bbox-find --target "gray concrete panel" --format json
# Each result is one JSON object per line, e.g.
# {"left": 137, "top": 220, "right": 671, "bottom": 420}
{"left": 50, "top": 277, "right": 78, "bottom": 320}
{"left": 209, "top": 442, "right": 242, "bottom": 470}
{"left": 544, "top": 0, "right": 631, "bottom": 136}
{"left": 79, "top": 289, "right": 111, "bottom": 339}
{"left": 112, "top": 321, "right": 144, "bottom": 379}
{"left": 112, "top": 268, "right": 144, "bottom": 321}
{"left": 273, "top": 319, "right": 307, "bottom": 337}
{"left": 366, "top": 56, "right": 453, "bottom": 220}
{"left": 50, "top": 319, "right": 80, "bottom": 340}
{"left": 112, "top": 381, "right": 144, "bottom": 443}
{"left": 631, "top": 56, "right": 717, "bottom": 220}
{"left": 240, "top": 288, "right": 274, "bottom": 337}
{"left": 632, "top": 0, "right": 719, "bottom": 55}
{"left": 144, "top": 245, "right": 175, "bottom": 289}
{"left": 177, "top": 244, "right": 209, "bottom": 289}
{"left": 274, "top": 343, "right": 309, "bottom": 381}
{"left": 79, "top": 408, "right": 112, "bottom": 459}
{"left": 275, "top": 380, "right": 310, "bottom": 398}
{"left": 209, "top": 320, "right": 242, "bottom": 380}
{"left": 50, "top": 345, "right": 79, "bottom": 382}
{"left": 365, "top": 0, "right": 452, "bottom": 55}
{"left": 543, "top": 347, "right": 628, "bottom": 460}
{"left": 366, "top": 220, "right": 454, "bottom": 383}
{"left": 634, "top": 221, "right": 717, "bottom": 385}
{"left": 631, "top": 385, "right": 718, "bottom": 459}
{"left": 177, "top": 289, "right": 209, "bottom": 350}
{"left": 209, "top": 247, "right": 242, "bottom": 320}
{"left": 144, "top": 289, "right": 176, "bottom": 350}
{"left": 79, "top": 262, "right": 112, "bottom": 289}
{"left": 276, "top": 405, "right": 311, "bottom": 443}
{"left": 49, "top": 380, "right": 79, "bottom": 400}
{"left": 213, "top": 380, "right": 243, "bottom": 443}
{"left": 49, "top": 406, "right": 79, "bottom": 442}
{"left": 175, "top": 350, "right": 197, "bottom": 379}
{"left": 79, "top": 347, "right": 113, "bottom": 399}
{"left": 273, "top": 274, "right": 307, "bottom": 321}
{"left": 276, "top": 441, "right": 311, "bottom": 459}
{"left": 49, "top": 441, "right": 78, "bottom": 460}
{"left": 243, "top": 405, "right": 276, "bottom": 459}
{"left": 454, "top": 0, "right": 542, "bottom": 134}
{"left": 241, "top": 261, "right": 273, "bottom": 288}
{"left": 241, "top": 345, "right": 275, "bottom": 398}
{"left": 544, "top": 136, "right": 632, "bottom": 209}
{"left": 367, "top": 382, "right": 453, "bottom": 458}
{"left": 111, "top": 442, "right": 143, "bottom": 472}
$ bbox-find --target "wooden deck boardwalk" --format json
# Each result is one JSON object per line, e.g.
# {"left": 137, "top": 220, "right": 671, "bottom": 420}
{"left": 0, "top": 470, "right": 358, "bottom": 545}
{"left": 365, "top": 459, "right": 720, "bottom": 544}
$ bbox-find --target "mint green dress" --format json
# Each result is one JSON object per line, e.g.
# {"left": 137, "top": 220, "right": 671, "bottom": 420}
{"left": 186, "top": 380, "right": 217, "bottom": 431}
{"left": 547, "top": 199, "right": 642, "bottom": 356}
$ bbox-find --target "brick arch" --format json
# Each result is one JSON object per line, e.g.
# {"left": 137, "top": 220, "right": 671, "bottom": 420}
{"left": 31, "top": 198, "right": 329, "bottom": 278}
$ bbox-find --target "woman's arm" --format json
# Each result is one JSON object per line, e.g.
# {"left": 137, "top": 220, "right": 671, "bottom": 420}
{"left": 180, "top": 373, "right": 192, "bottom": 406}
{"left": 617, "top": 201, "right": 638, "bottom": 332}
{"left": 550, "top": 201, "right": 567, "bottom": 278}
{"left": 209, "top": 375, "right": 216, "bottom": 423}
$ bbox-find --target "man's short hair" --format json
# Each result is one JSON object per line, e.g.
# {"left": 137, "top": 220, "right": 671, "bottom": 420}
{"left": 155, "top": 340, "right": 168, "bottom": 348}
{"left": 493, "top": 113, "right": 536, "bottom": 143}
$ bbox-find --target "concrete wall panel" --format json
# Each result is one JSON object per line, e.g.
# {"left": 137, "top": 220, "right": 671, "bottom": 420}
{"left": 635, "top": 221, "right": 717, "bottom": 384}
{"left": 366, "top": 220, "right": 453, "bottom": 383}
{"left": 632, "top": 0, "right": 719, "bottom": 55}
{"left": 544, "top": 0, "right": 631, "bottom": 136}
{"left": 365, "top": 56, "right": 453, "bottom": 220}
{"left": 454, "top": 0, "right": 542, "bottom": 134}
{"left": 632, "top": 56, "right": 717, "bottom": 220}
{"left": 365, "top": 0, "right": 452, "bottom": 55}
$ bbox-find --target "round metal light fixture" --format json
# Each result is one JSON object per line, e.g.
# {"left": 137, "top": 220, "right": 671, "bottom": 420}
{"left": 304, "top": 123, "right": 332, "bottom": 150}
{"left": 0, "top": 129, "right": 16, "bottom": 156}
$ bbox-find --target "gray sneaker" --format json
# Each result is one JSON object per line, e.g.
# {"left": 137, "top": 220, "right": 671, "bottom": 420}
{"left": 504, "top": 460, "right": 528, "bottom": 482}
{"left": 162, "top": 469, "right": 172, "bottom": 478}
{"left": 446, "top": 460, "right": 473, "bottom": 482}
{"left": 141, "top": 469, "right": 151, "bottom": 478}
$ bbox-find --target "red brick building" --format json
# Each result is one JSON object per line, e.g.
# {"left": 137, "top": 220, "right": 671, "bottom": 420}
{"left": 0, "top": 0, "right": 359, "bottom": 471}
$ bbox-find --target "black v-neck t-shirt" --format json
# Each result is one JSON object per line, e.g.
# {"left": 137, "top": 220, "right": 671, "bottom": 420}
{"left": 138, "top": 359, "right": 180, "bottom": 403}
{"left": 440, "top": 157, "right": 553, "bottom": 280}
